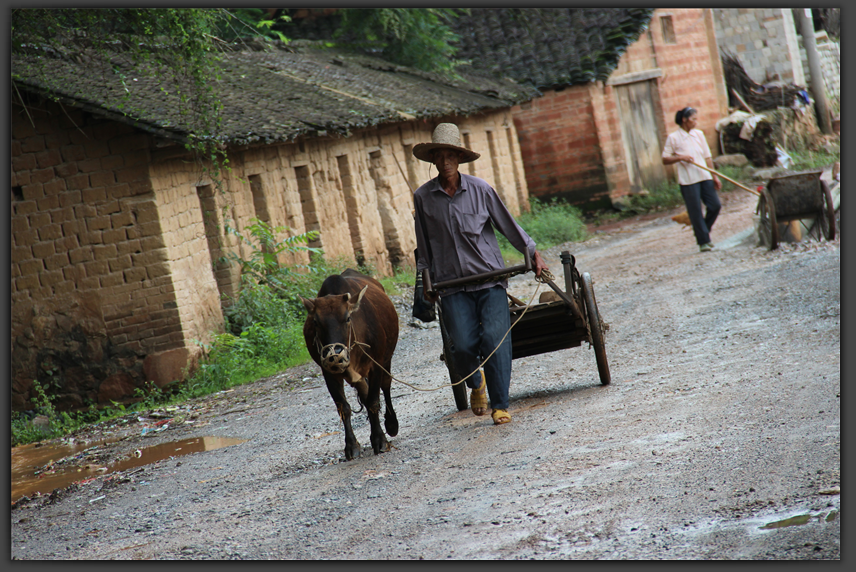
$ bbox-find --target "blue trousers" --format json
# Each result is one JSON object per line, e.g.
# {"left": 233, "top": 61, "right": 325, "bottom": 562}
{"left": 680, "top": 179, "right": 721, "bottom": 246}
{"left": 440, "top": 286, "right": 512, "bottom": 410}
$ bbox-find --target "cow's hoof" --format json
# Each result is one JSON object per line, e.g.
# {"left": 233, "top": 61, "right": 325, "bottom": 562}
{"left": 385, "top": 416, "right": 399, "bottom": 437}
{"left": 371, "top": 437, "right": 390, "bottom": 455}
{"left": 344, "top": 442, "right": 361, "bottom": 461}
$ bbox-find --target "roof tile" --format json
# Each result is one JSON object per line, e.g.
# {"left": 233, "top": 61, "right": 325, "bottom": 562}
{"left": 12, "top": 42, "right": 538, "bottom": 146}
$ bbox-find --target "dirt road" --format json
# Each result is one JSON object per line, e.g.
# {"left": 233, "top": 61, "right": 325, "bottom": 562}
{"left": 11, "top": 189, "right": 840, "bottom": 560}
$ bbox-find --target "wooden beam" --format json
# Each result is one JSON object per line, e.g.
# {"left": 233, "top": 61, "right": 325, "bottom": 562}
{"left": 606, "top": 68, "right": 663, "bottom": 86}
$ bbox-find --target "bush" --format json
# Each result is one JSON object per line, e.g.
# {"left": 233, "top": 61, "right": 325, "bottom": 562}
{"left": 498, "top": 197, "right": 589, "bottom": 262}
{"left": 11, "top": 380, "right": 80, "bottom": 446}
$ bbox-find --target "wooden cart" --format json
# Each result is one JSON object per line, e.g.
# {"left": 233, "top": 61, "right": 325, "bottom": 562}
{"left": 757, "top": 170, "right": 836, "bottom": 250}
{"left": 424, "top": 251, "right": 610, "bottom": 411}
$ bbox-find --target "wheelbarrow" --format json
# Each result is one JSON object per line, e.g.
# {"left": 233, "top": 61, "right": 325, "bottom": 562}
{"left": 756, "top": 170, "right": 836, "bottom": 250}
{"left": 423, "top": 251, "right": 610, "bottom": 411}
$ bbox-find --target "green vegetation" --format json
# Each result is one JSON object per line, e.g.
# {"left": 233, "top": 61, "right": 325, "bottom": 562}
{"left": 498, "top": 197, "right": 589, "bottom": 263}
{"left": 11, "top": 379, "right": 173, "bottom": 446}
{"left": 332, "top": 8, "right": 468, "bottom": 73}
{"left": 788, "top": 147, "right": 840, "bottom": 172}
{"left": 11, "top": 222, "right": 416, "bottom": 447}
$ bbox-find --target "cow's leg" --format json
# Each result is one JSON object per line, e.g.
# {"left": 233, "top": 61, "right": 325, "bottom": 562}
{"left": 357, "top": 372, "right": 389, "bottom": 455}
{"left": 380, "top": 360, "right": 398, "bottom": 437}
{"left": 324, "top": 373, "right": 361, "bottom": 460}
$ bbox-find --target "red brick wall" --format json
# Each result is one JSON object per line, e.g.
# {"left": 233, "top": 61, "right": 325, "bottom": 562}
{"left": 511, "top": 9, "right": 728, "bottom": 206}
{"left": 512, "top": 87, "right": 610, "bottom": 209}
{"left": 649, "top": 9, "right": 729, "bottom": 158}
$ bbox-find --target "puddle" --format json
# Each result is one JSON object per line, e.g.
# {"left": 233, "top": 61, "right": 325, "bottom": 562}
{"left": 666, "top": 498, "right": 840, "bottom": 542}
{"left": 760, "top": 514, "right": 812, "bottom": 529}
{"left": 11, "top": 436, "right": 246, "bottom": 504}
{"left": 760, "top": 509, "right": 839, "bottom": 529}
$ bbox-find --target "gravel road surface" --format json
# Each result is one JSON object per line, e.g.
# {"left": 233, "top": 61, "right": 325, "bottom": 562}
{"left": 11, "top": 188, "right": 841, "bottom": 560}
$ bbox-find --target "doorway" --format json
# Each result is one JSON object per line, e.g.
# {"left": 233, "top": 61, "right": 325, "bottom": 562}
{"left": 615, "top": 80, "right": 667, "bottom": 194}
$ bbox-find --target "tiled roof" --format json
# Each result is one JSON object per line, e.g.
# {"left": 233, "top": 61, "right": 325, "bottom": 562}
{"left": 449, "top": 8, "right": 655, "bottom": 89}
{"left": 11, "top": 40, "right": 538, "bottom": 146}
{"left": 279, "top": 9, "right": 654, "bottom": 90}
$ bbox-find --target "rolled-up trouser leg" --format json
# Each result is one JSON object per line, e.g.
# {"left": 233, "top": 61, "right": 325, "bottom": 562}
{"left": 476, "top": 286, "right": 512, "bottom": 410}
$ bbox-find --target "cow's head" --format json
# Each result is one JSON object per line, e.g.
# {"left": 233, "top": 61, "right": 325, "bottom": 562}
{"left": 301, "top": 286, "right": 368, "bottom": 374}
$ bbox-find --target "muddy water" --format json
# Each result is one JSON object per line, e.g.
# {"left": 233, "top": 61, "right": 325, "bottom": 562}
{"left": 11, "top": 436, "right": 246, "bottom": 504}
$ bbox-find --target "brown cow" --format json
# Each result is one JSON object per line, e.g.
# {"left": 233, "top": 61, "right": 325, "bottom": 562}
{"left": 301, "top": 268, "right": 399, "bottom": 460}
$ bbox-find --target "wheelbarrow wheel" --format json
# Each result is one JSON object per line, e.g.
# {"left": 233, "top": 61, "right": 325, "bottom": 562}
{"left": 438, "top": 306, "right": 469, "bottom": 411}
{"left": 819, "top": 179, "right": 836, "bottom": 241}
{"left": 581, "top": 272, "right": 610, "bottom": 385}
{"left": 758, "top": 190, "right": 779, "bottom": 250}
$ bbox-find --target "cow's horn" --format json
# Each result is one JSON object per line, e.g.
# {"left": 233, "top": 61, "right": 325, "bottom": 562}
{"left": 300, "top": 296, "right": 315, "bottom": 314}
{"left": 351, "top": 285, "right": 369, "bottom": 312}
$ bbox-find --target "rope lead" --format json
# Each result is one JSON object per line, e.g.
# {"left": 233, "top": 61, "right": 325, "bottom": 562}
{"left": 355, "top": 270, "right": 553, "bottom": 392}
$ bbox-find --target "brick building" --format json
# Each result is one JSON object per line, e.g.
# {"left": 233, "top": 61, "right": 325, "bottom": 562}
{"left": 447, "top": 8, "right": 729, "bottom": 209}
{"left": 10, "top": 42, "right": 536, "bottom": 410}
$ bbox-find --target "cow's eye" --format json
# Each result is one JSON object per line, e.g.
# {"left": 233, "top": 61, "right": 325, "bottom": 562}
{"left": 345, "top": 315, "right": 351, "bottom": 323}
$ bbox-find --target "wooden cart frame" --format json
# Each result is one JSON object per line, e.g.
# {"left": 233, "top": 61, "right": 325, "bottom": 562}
{"left": 424, "top": 251, "right": 610, "bottom": 411}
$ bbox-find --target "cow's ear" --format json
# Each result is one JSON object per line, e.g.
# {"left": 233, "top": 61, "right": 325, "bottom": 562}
{"left": 350, "top": 285, "right": 369, "bottom": 313}
{"left": 300, "top": 296, "right": 315, "bottom": 314}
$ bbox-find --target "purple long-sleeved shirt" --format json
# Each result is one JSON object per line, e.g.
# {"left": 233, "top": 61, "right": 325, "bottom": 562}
{"left": 413, "top": 173, "right": 536, "bottom": 297}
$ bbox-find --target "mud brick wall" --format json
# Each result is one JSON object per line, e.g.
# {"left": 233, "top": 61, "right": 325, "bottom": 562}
{"left": 10, "top": 97, "right": 529, "bottom": 411}
{"left": 10, "top": 97, "right": 216, "bottom": 411}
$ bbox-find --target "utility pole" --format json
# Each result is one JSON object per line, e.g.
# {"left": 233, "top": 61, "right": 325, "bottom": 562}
{"left": 797, "top": 8, "right": 832, "bottom": 134}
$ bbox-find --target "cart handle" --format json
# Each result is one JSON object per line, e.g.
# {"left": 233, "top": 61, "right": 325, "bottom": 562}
{"left": 423, "top": 252, "right": 531, "bottom": 297}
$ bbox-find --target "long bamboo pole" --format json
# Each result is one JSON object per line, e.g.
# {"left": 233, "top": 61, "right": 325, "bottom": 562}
{"left": 687, "top": 160, "right": 760, "bottom": 196}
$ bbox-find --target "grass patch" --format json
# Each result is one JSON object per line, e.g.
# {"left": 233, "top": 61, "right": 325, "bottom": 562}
{"left": 788, "top": 147, "right": 840, "bottom": 172}
{"left": 498, "top": 197, "right": 589, "bottom": 263}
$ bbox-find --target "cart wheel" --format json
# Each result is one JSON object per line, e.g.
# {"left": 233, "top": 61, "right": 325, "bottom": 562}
{"left": 819, "top": 180, "right": 836, "bottom": 241}
{"left": 758, "top": 190, "right": 779, "bottom": 250}
{"left": 581, "top": 272, "right": 610, "bottom": 385}
{"left": 438, "top": 307, "right": 469, "bottom": 411}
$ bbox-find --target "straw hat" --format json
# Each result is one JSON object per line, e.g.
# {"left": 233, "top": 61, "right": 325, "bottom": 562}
{"left": 412, "top": 123, "right": 480, "bottom": 164}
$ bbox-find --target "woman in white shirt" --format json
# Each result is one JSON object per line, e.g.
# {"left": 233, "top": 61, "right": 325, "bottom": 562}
{"left": 662, "top": 107, "right": 722, "bottom": 252}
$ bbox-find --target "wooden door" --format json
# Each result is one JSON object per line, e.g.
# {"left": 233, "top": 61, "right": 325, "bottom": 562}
{"left": 616, "top": 80, "right": 666, "bottom": 194}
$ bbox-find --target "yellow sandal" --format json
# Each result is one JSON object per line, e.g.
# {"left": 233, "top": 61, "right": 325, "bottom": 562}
{"left": 470, "top": 371, "right": 489, "bottom": 416}
{"left": 492, "top": 409, "right": 511, "bottom": 425}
